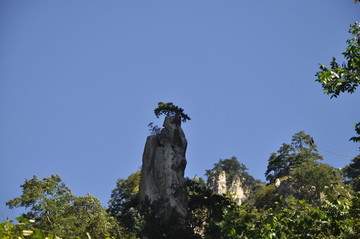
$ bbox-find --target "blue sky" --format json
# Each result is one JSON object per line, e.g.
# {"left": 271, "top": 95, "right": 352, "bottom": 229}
{"left": 1, "top": 1, "right": 359, "bottom": 220}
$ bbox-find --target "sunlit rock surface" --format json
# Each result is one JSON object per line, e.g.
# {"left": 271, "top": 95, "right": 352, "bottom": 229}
{"left": 208, "top": 171, "right": 247, "bottom": 205}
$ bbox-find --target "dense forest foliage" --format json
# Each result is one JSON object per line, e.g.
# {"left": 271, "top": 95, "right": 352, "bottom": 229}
{"left": 2, "top": 18, "right": 360, "bottom": 239}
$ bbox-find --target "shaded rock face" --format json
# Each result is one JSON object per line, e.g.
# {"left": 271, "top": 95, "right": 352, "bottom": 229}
{"left": 139, "top": 116, "right": 188, "bottom": 222}
{"left": 208, "top": 171, "right": 247, "bottom": 205}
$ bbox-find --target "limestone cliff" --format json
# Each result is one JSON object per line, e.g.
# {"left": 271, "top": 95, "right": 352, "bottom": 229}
{"left": 208, "top": 171, "right": 247, "bottom": 205}
{"left": 139, "top": 115, "right": 188, "bottom": 222}
{"left": 229, "top": 176, "right": 246, "bottom": 204}
{"left": 208, "top": 171, "right": 227, "bottom": 195}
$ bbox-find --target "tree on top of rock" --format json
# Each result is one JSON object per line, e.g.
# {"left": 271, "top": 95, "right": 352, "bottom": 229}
{"left": 154, "top": 102, "right": 191, "bottom": 123}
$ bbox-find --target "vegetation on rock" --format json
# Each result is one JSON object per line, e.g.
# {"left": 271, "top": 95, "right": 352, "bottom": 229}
{"left": 154, "top": 102, "right": 191, "bottom": 123}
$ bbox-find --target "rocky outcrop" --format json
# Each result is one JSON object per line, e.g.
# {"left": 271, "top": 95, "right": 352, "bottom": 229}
{"left": 139, "top": 115, "right": 188, "bottom": 223}
{"left": 208, "top": 171, "right": 247, "bottom": 205}
{"left": 229, "top": 176, "right": 246, "bottom": 205}
{"left": 208, "top": 171, "right": 227, "bottom": 195}
{"left": 275, "top": 177, "right": 294, "bottom": 199}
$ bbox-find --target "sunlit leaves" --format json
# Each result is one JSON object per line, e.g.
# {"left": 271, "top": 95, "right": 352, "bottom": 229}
{"left": 316, "top": 22, "right": 360, "bottom": 98}
{"left": 6, "top": 175, "right": 125, "bottom": 239}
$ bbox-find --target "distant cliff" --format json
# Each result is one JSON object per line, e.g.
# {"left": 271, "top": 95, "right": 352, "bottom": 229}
{"left": 208, "top": 170, "right": 247, "bottom": 205}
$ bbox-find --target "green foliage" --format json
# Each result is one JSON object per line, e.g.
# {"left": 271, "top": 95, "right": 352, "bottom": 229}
{"left": 154, "top": 102, "right": 191, "bottom": 123}
{"left": 316, "top": 22, "right": 360, "bottom": 98}
{"left": 264, "top": 135, "right": 344, "bottom": 205}
{"left": 243, "top": 179, "right": 266, "bottom": 206}
{"left": 220, "top": 195, "right": 360, "bottom": 238}
{"left": 6, "top": 175, "right": 74, "bottom": 226}
{"left": 108, "top": 171, "right": 142, "bottom": 234}
{"left": 350, "top": 192, "right": 360, "bottom": 234}
{"left": 253, "top": 184, "right": 280, "bottom": 209}
{"left": 147, "top": 122, "right": 161, "bottom": 135}
{"left": 289, "top": 161, "right": 345, "bottom": 202}
{"left": 6, "top": 168, "right": 359, "bottom": 239}
{"left": 265, "top": 131, "right": 323, "bottom": 183}
{"left": 6, "top": 175, "right": 127, "bottom": 239}
{"left": 0, "top": 217, "right": 54, "bottom": 239}
{"left": 186, "top": 178, "right": 233, "bottom": 239}
{"left": 344, "top": 155, "right": 360, "bottom": 191}
{"left": 350, "top": 122, "right": 360, "bottom": 143}
{"left": 108, "top": 171, "right": 141, "bottom": 214}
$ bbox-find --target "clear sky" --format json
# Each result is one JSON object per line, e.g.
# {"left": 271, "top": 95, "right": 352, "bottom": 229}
{"left": 1, "top": 0, "right": 359, "bottom": 220}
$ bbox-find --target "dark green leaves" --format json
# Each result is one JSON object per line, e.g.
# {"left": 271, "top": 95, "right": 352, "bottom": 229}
{"left": 344, "top": 155, "right": 360, "bottom": 191}
{"left": 154, "top": 102, "right": 191, "bottom": 123}
{"left": 350, "top": 122, "right": 360, "bottom": 143}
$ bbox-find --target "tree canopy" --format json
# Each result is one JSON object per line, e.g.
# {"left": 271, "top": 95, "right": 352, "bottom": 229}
{"left": 265, "top": 131, "right": 323, "bottom": 183}
{"left": 288, "top": 161, "right": 344, "bottom": 202}
{"left": 108, "top": 171, "right": 142, "bottom": 234}
{"left": 6, "top": 175, "right": 125, "bottom": 239}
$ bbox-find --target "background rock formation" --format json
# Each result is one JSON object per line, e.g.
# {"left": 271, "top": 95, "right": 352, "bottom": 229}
{"left": 207, "top": 170, "right": 247, "bottom": 205}
{"left": 229, "top": 176, "right": 246, "bottom": 204}
{"left": 208, "top": 171, "right": 227, "bottom": 195}
{"left": 139, "top": 115, "right": 188, "bottom": 223}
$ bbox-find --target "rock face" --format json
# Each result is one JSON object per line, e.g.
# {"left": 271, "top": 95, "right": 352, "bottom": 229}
{"left": 229, "top": 176, "right": 246, "bottom": 205}
{"left": 139, "top": 115, "right": 188, "bottom": 223}
{"left": 208, "top": 171, "right": 247, "bottom": 205}
{"left": 208, "top": 171, "right": 227, "bottom": 194}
